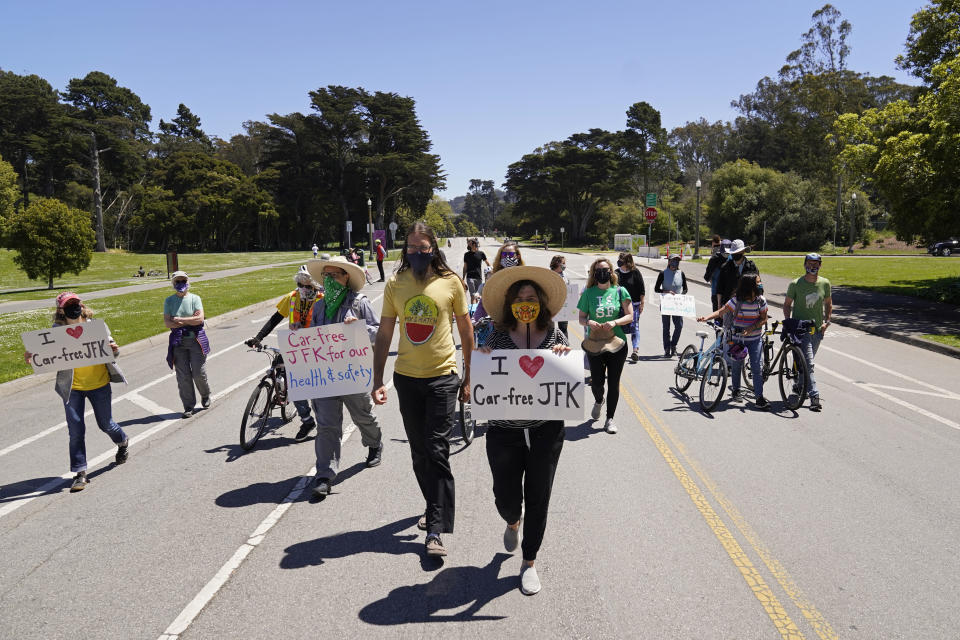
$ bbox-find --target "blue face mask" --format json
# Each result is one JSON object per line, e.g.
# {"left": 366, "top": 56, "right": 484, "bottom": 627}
{"left": 407, "top": 251, "right": 433, "bottom": 275}
{"left": 757, "top": 283, "right": 764, "bottom": 294}
{"left": 173, "top": 280, "right": 189, "bottom": 293}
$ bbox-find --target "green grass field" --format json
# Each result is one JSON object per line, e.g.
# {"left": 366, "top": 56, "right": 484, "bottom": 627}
{"left": 0, "top": 265, "right": 305, "bottom": 384}
{"left": 751, "top": 256, "right": 960, "bottom": 304}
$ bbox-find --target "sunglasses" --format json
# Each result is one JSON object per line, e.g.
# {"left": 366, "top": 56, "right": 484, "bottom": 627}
{"left": 501, "top": 251, "right": 517, "bottom": 258}
{"left": 406, "top": 246, "right": 433, "bottom": 254}
{"left": 322, "top": 271, "right": 347, "bottom": 278}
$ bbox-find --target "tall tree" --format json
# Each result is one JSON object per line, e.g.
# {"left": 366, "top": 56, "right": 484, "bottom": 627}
{"left": 896, "top": 0, "right": 960, "bottom": 86}
{"left": 621, "top": 102, "right": 671, "bottom": 198}
{"left": 62, "top": 71, "right": 151, "bottom": 252}
{"left": 5, "top": 198, "right": 95, "bottom": 288}
{"left": 156, "top": 103, "right": 213, "bottom": 158}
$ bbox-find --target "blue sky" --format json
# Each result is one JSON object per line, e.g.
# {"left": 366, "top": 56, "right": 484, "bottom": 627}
{"left": 1, "top": 0, "right": 921, "bottom": 198}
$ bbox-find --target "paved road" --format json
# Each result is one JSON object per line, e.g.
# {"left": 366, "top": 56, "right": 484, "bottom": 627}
{"left": 2, "top": 238, "right": 959, "bottom": 639}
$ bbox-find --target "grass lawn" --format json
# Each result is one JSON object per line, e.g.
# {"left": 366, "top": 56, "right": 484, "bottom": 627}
{"left": 0, "top": 248, "right": 403, "bottom": 302}
{"left": 751, "top": 256, "right": 960, "bottom": 304}
{"left": 922, "top": 334, "right": 960, "bottom": 349}
{"left": 1, "top": 265, "right": 303, "bottom": 384}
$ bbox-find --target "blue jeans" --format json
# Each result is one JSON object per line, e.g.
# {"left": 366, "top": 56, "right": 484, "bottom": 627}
{"left": 65, "top": 384, "right": 127, "bottom": 472}
{"left": 630, "top": 302, "right": 642, "bottom": 350}
{"left": 293, "top": 399, "right": 314, "bottom": 424}
{"left": 661, "top": 315, "right": 683, "bottom": 351}
{"left": 730, "top": 339, "right": 763, "bottom": 399}
{"left": 799, "top": 330, "right": 823, "bottom": 398}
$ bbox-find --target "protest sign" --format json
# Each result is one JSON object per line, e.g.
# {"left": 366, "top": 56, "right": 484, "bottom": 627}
{"left": 21, "top": 319, "right": 114, "bottom": 374}
{"left": 471, "top": 349, "right": 585, "bottom": 421}
{"left": 279, "top": 322, "right": 374, "bottom": 401}
{"left": 554, "top": 283, "right": 582, "bottom": 323}
{"left": 659, "top": 293, "right": 697, "bottom": 318}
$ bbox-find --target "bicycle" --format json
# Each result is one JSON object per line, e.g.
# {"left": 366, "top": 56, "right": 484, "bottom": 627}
{"left": 240, "top": 343, "right": 294, "bottom": 450}
{"left": 455, "top": 313, "right": 494, "bottom": 444}
{"left": 740, "top": 319, "right": 812, "bottom": 410}
{"left": 673, "top": 320, "right": 730, "bottom": 413}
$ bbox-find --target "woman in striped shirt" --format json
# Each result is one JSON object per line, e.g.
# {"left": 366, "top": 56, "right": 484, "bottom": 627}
{"left": 697, "top": 272, "right": 769, "bottom": 410}
{"left": 476, "top": 266, "right": 571, "bottom": 596}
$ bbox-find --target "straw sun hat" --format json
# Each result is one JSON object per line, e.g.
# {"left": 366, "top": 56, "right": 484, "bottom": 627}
{"left": 480, "top": 265, "right": 567, "bottom": 325}
{"left": 306, "top": 256, "right": 367, "bottom": 292}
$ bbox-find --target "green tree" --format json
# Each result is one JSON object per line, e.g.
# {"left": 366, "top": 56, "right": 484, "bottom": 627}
{"left": 669, "top": 119, "right": 734, "bottom": 184}
{"left": 455, "top": 217, "right": 480, "bottom": 237}
{"left": 156, "top": 103, "right": 213, "bottom": 158}
{"left": 621, "top": 102, "right": 674, "bottom": 198}
{"left": 896, "top": 0, "right": 960, "bottom": 86}
{"left": 462, "top": 179, "right": 503, "bottom": 231}
{"left": 423, "top": 195, "right": 456, "bottom": 237}
{"left": 0, "top": 153, "right": 19, "bottom": 230}
{"left": 5, "top": 198, "right": 94, "bottom": 288}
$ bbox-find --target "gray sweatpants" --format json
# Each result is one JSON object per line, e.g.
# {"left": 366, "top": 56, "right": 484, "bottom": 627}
{"left": 173, "top": 337, "right": 211, "bottom": 411}
{"left": 311, "top": 392, "right": 382, "bottom": 480}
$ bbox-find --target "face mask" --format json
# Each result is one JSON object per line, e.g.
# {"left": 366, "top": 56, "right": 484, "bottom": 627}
{"left": 806, "top": 265, "right": 820, "bottom": 275}
{"left": 500, "top": 255, "right": 519, "bottom": 268}
{"left": 559, "top": 265, "right": 566, "bottom": 272}
{"left": 63, "top": 304, "right": 82, "bottom": 319}
{"left": 173, "top": 280, "right": 189, "bottom": 293}
{"left": 595, "top": 269, "right": 611, "bottom": 284}
{"left": 298, "top": 285, "right": 317, "bottom": 300}
{"left": 511, "top": 301, "right": 540, "bottom": 324}
{"left": 322, "top": 275, "right": 348, "bottom": 317}
{"left": 407, "top": 251, "right": 433, "bottom": 275}
{"left": 757, "top": 283, "right": 764, "bottom": 294}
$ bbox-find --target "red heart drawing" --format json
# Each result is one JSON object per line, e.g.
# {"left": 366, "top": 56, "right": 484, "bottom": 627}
{"left": 518, "top": 355, "right": 544, "bottom": 378}
{"left": 66, "top": 326, "right": 83, "bottom": 339}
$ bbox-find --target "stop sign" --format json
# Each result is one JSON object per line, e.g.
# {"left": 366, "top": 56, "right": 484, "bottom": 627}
{"left": 644, "top": 207, "right": 658, "bottom": 222}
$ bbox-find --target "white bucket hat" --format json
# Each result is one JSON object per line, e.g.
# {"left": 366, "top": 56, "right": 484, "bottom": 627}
{"left": 725, "top": 239, "right": 751, "bottom": 255}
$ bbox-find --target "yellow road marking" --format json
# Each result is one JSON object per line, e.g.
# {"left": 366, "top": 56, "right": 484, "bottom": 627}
{"left": 628, "top": 383, "right": 839, "bottom": 640}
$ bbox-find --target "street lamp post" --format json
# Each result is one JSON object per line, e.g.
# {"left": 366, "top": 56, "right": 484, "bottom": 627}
{"left": 848, "top": 192, "right": 856, "bottom": 253}
{"left": 694, "top": 178, "right": 702, "bottom": 259}
{"left": 367, "top": 198, "right": 374, "bottom": 261}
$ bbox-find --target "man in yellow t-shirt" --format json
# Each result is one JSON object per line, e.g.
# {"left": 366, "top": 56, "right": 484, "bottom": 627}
{"left": 372, "top": 222, "right": 473, "bottom": 558}
{"left": 247, "top": 266, "right": 323, "bottom": 440}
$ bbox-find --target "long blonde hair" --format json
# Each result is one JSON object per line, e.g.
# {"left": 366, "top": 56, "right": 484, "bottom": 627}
{"left": 491, "top": 242, "right": 524, "bottom": 274}
{"left": 586, "top": 258, "right": 619, "bottom": 288}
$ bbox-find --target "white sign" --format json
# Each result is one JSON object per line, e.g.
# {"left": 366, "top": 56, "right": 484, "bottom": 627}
{"left": 21, "top": 319, "right": 114, "bottom": 374}
{"left": 614, "top": 233, "right": 632, "bottom": 252}
{"left": 279, "top": 322, "right": 374, "bottom": 401}
{"left": 471, "top": 349, "right": 585, "bottom": 421}
{"left": 388, "top": 221, "right": 398, "bottom": 231}
{"left": 554, "top": 283, "right": 582, "bottom": 322}
{"left": 346, "top": 221, "right": 353, "bottom": 232}
{"left": 659, "top": 293, "right": 697, "bottom": 318}
{"left": 560, "top": 227, "right": 565, "bottom": 233}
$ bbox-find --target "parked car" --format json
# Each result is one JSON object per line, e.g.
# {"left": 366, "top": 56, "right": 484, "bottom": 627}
{"left": 928, "top": 238, "right": 959, "bottom": 256}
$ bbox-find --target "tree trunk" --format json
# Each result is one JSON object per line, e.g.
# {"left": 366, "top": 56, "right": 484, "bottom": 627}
{"left": 48, "top": 272, "right": 53, "bottom": 289}
{"left": 91, "top": 133, "right": 107, "bottom": 252}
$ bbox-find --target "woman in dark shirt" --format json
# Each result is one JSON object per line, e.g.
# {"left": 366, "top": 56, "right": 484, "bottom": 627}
{"left": 616, "top": 252, "right": 646, "bottom": 362}
{"left": 476, "top": 266, "right": 571, "bottom": 596}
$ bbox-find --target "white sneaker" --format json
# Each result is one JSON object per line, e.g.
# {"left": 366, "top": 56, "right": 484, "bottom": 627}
{"left": 520, "top": 564, "right": 541, "bottom": 595}
{"left": 590, "top": 400, "right": 604, "bottom": 420}
{"left": 604, "top": 418, "right": 618, "bottom": 434}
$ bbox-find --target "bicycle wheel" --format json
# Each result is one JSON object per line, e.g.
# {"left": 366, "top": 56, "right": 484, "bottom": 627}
{"left": 240, "top": 381, "right": 273, "bottom": 451}
{"left": 699, "top": 354, "right": 728, "bottom": 413}
{"left": 275, "top": 375, "right": 294, "bottom": 423}
{"left": 778, "top": 344, "right": 809, "bottom": 410}
{"left": 459, "top": 401, "right": 475, "bottom": 444}
{"left": 674, "top": 345, "right": 697, "bottom": 392}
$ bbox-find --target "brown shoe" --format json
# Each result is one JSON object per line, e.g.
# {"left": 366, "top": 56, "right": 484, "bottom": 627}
{"left": 425, "top": 535, "right": 447, "bottom": 557}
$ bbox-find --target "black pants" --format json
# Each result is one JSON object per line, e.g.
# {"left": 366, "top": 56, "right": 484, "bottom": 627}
{"left": 587, "top": 347, "right": 628, "bottom": 419}
{"left": 486, "top": 421, "right": 564, "bottom": 562}
{"left": 557, "top": 321, "right": 568, "bottom": 340}
{"left": 662, "top": 315, "right": 683, "bottom": 351}
{"left": 377, "top": 260, "right": 385, "bottom": 281}
{"left": 393, "top": 372, "right": 458, "bottom": 534}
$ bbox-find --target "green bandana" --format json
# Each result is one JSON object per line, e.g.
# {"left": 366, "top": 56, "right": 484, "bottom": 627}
{"left": 323, "top": 275, "right": 348, "bottom": 319}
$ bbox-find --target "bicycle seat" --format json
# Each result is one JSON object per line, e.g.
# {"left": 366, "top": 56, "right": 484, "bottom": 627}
{"left": 695, "top": 330, "right": 709, "bottom": 339}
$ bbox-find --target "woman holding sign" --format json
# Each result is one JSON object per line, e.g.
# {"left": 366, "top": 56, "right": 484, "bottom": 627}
{"left": 577, "top": 259, "right": 633, "bottom": 434}
{"left": 304, "top": 256, "right": 384, "bottom": 500}
{"left": 24, "top": 292, "right": 129, "bottom": 492}
{"left": 476, "top": 266, "right": 570, "bottom": 595}
{"left": 616, "top": 252, "right": 646, "bottom": 362}
{"left": 654, "top": 255, "right": 688, "bottom": 357}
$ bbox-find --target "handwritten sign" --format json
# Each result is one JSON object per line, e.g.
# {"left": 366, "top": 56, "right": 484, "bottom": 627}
{"left": 554, "top": 283, "right": 582, "bottom": 323}
{"left": 279, "top": 322, "right": 374, "bottom": 401}
{"left": 21, "top": 320, "right": 114, "bottom": 374}
{"left": 659, "top": 293, "right": 697, "bottom": 318}
{"left": 471, "top": 349, "right": 585, "bottom": 421}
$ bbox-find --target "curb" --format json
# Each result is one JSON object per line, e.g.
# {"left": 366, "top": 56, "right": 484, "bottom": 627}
{"left": 0, "top": 298, "right": 280, "bottom": 399}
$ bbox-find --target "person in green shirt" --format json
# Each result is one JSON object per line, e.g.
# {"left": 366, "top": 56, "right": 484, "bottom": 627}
{"left": 783, "top": 253, "right": 833, "bottom": 412}
{"left": 577, "top": 258, "right": 633, "bottom": 434}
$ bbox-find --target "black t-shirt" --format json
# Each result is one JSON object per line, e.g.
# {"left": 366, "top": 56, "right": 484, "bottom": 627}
{"left": 463, "top": 250, "right": 487, "bottom": 278}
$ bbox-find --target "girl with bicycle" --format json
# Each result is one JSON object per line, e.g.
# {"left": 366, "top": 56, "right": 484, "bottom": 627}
{"left": 697, "top": 272, "right": 769, "bottom": 410}
{"left": 475, "top": 266, "right": 570, "bottom": 595}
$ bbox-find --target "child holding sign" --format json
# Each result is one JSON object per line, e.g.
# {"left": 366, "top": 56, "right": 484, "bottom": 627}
{"left": 476, "top": 266, "right": 571, "bottom": 596}
{"left": 24, "top": 292, "right": 129, "bottom": 492}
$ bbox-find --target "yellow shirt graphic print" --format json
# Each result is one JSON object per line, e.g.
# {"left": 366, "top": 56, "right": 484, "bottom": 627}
{"left": 403, "top": 295, "right": 439, "bottom": 345}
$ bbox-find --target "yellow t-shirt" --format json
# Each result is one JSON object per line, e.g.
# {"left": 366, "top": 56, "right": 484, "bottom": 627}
{"left": 276, "top": 290, "right": 321, "bottom": 327}
{"left": 382, "top": 270, "right": 468, "bottom": 378}
{"left": 72, "top": 364, "right": 110, "bottom": 391}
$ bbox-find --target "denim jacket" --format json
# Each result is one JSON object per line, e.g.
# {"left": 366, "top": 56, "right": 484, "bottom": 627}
{"left": 53, "top": 321, "right": 127, "bottom": 404}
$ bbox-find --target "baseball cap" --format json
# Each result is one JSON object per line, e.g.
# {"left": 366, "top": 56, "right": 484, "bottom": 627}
{"left": 804, "top": 253, "right": 822, "bottom": 262}
{"left": 171, "top": 270, "right": 188, "bottom": 280}
{"left": 55, "top": 291, "right": 81, "bottom": 308}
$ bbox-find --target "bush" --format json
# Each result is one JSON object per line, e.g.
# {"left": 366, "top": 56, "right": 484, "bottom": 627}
{"left": 5, "top": 198, "right": 95, "bottom": 288}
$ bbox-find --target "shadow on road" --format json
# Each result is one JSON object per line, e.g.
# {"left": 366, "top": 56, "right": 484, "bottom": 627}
{"left": 564, "top": 418, "right": 602, "bottom": 441}
{"left": 280, "top": 515, "right": 424, "bottom": 569}
{"left": 358, "top": 552, "right": 515, "bottom": 624}
{"left": 215, "top": 474, "right": 309, "bottom": 508}
{"left": 117, "top": 412, "right": 181, "bottom": 428}
{"left": 0, "top": 462, "right": 122, "bottom": 502}
{"left": 205, "top": 434, "right": 303, "bottom": 462}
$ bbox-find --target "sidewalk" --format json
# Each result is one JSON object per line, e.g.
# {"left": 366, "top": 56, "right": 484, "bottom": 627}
{"left": 532, "top": 245, "right": 960, "bottom": 360}
{"left": 0, "top": 260, "right": 305, "bottom": 315}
